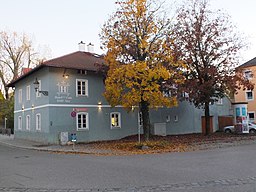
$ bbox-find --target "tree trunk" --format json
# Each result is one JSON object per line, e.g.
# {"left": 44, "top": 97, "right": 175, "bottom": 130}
{"left": 141, "top": 100, "right": 150, "bottom": 141}
{"left": 4, "top": 87, "right": 9, "bottom": 100}
{"left": 204, "top": 101, "right": 210, "bottom": 136}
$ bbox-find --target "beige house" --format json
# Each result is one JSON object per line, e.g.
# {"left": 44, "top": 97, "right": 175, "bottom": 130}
{"left": 235, "top": 57, "right": 256, "bottom": 123}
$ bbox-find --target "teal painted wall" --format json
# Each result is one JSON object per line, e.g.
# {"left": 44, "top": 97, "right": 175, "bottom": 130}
{"left": 13, "top": 66, "right": 233, "bottom": 144}
{"left": 150, "top": 97, "right": 233, "bottom": 135}
{"left": 48, "top": 107, "right": 139, "bottom": 144}
{"left": 48, "top": 67, "right": 107, "bottom": 105}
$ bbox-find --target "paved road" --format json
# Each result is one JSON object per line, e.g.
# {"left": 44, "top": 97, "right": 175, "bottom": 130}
{"left": 0, "top": 143, "right": 256, "bottom": 191}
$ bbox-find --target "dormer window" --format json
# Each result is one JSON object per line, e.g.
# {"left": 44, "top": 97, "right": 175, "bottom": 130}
{"left": 78, "top": 70, "right": 87, "bottom": 75}
{"left": 244, "top": 70, "right": 253, "bottom": 80}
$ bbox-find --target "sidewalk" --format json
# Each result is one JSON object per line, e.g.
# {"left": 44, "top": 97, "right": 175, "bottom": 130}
{"left": 0, "top": 134, "right": 112, "bottom": 155}
{"left": 1, "top": 133, "right": 256, "bottom": 156}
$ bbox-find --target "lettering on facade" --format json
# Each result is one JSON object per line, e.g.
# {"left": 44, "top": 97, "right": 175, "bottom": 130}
{"left": 73, "top": 108, "right": 88, "bottom": 112}
{"left": 55, "top": 81, "right": 72, "bottom": 103}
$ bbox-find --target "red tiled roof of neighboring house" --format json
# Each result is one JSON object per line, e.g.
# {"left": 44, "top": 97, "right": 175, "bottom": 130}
{"left": 238, "top": 57, "right": 256, "bottom": 68}
{"left": 8, "top": 51, "right": 105, "bottom": 87}
{"left": 21, "top": 68, "right": 32, "bottom": 75}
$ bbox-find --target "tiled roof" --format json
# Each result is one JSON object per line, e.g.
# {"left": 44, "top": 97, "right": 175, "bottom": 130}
{"left": 21, "top": 68, "right": 32, "bottom": 75}
{"left": 238, "top": 57, "right": 256, "bottom": 68}
{"left": 8, "top": 51, "right": 105, "bottom": 87}
{"left": 42, "top": 51, "right": 105, "bottom": 71}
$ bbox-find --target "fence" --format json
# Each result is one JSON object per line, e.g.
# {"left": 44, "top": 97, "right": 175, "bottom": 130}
{"left": 218, "top": 116, "right": 233, "bottom": 131}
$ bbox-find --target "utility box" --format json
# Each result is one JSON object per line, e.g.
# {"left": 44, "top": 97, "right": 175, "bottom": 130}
{"left": 70, "top": 133, "right": 77, "bottom": 142}
{"left": 59, "top": 132, "right": 69, "bottom": 145}
{"left": 153, "top": 123, "right": 166, "bottom": 136}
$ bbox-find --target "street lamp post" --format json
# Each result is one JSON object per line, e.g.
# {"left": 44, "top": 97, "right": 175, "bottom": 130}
{"left": 4, "top": 117, "right": 7, "bottom": 129}
{"left": 33, "top": 78, "right": 48, "bottom": 96}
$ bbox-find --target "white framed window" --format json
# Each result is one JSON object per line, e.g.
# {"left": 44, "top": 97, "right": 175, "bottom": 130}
{"left": 181, "top": 92, "right": 189, "bottom": 98}
{"left": 78, "top": 70, "right": 87, "bottom": 75}
{"left": 26, "top": 85, "right": 30, "bottom": 101}
{"left": 36, "top": 80, "right": 41, "bottom": 97}
{"left": 163, "top": 90, "right": 171, "bottom": 97}
{"left": 174, "top": 115, "right": 178, "bottom": 122}
{"left": 36, "top": 113, "right": 41, "bottom": 131}
{"left": 244, "top": 70, "right": 253, "bottom": 80}
{"left": 26, "top": 115, "right": 30, "bottom": 130}
{"left": 76, "top": 112, "right": 89, "bottom": 130}
{"left": 246, "top": 91, "right": 254, "bottom": 101}
{"left": 110, "top": 112, "right": 121, "bottom": 129}
{"left": 18, "top": 116, "right": 22, "bottom": 130}
{"left": 166, "top": 115, "right": 171, "bottom": 122}
{"left": 76, "top": 79, "right": 88, "bottom": 97}
{"left": 248, "top": 112, "right": 255, "bottom": 123}
{"left": 18, "top": 89, "right": 22, "bottom": 103}
{"left": 216, "top": 97, "right": 223, "bottom": 105}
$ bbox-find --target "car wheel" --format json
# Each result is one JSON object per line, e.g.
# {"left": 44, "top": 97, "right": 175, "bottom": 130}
{"left": 225, "top": 129, "right": 231, "bottom": 133}
{"left": 249, "top": 129, "right": 256, "bottom": 134}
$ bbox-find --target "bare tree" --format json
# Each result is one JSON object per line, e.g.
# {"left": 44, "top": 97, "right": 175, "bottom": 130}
{"left": 0, "top": 31, "right": 50, "bottom": 99}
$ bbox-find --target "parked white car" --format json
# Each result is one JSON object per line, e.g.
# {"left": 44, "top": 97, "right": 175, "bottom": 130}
{"left": 224, "top": 122, "right": 256, "bottom": 134}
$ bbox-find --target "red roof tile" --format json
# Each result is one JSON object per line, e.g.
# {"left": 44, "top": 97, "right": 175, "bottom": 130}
{"left": 21, "top": 68, "right": 32, "bottom": 75}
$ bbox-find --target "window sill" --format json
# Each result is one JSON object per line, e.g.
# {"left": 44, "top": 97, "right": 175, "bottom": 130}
{"left": 77, "top": 128, "right": 89, "bottom": 131}
{"left": 111, "top": 127, "right": 121, "bottom": 129}
{"left": 76, "top": 96, "right": 89, "bottom": 98}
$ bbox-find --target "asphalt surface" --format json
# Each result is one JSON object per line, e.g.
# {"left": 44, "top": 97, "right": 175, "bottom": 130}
{"left": 1, "top": 141, "right": 256, "bottom": 191}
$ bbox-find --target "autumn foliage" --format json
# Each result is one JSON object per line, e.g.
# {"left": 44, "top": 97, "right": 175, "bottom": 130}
{"left": 101, "top": 0, "right": 184, "bottom": 140}
{"left": 170, "top": 0, "right": 253, "bottom": 135}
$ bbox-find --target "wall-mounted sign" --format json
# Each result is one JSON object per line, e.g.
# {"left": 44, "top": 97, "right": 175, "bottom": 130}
{"left": 55, "top": 81, "right": 72, "bottom": 103}
{"left": 73, "top": 108, "right": 88, "bottom": 112}
{"left": 234, "top": 103, "right": 249, "bottom": 134}
{"left": 71, "top": 111, "right": 76, "bottom": 118}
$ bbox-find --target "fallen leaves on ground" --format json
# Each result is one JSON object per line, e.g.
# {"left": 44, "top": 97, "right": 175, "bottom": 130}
{"left": 82, "top": 133, "right": 256, "bottom": 155}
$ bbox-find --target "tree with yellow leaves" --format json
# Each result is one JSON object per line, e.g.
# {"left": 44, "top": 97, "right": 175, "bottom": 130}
{"left": 100, "top": 0, "right": 184, "bottom": 141}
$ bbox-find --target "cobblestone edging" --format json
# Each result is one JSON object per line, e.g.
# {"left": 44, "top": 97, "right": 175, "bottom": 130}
{"left": 1, "top": 176, "right": 256, "bottom": 192}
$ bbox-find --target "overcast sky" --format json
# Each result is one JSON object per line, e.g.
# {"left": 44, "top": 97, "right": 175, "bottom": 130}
{"left": 0, "top": 0, "right": 255, "bottom": 64}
